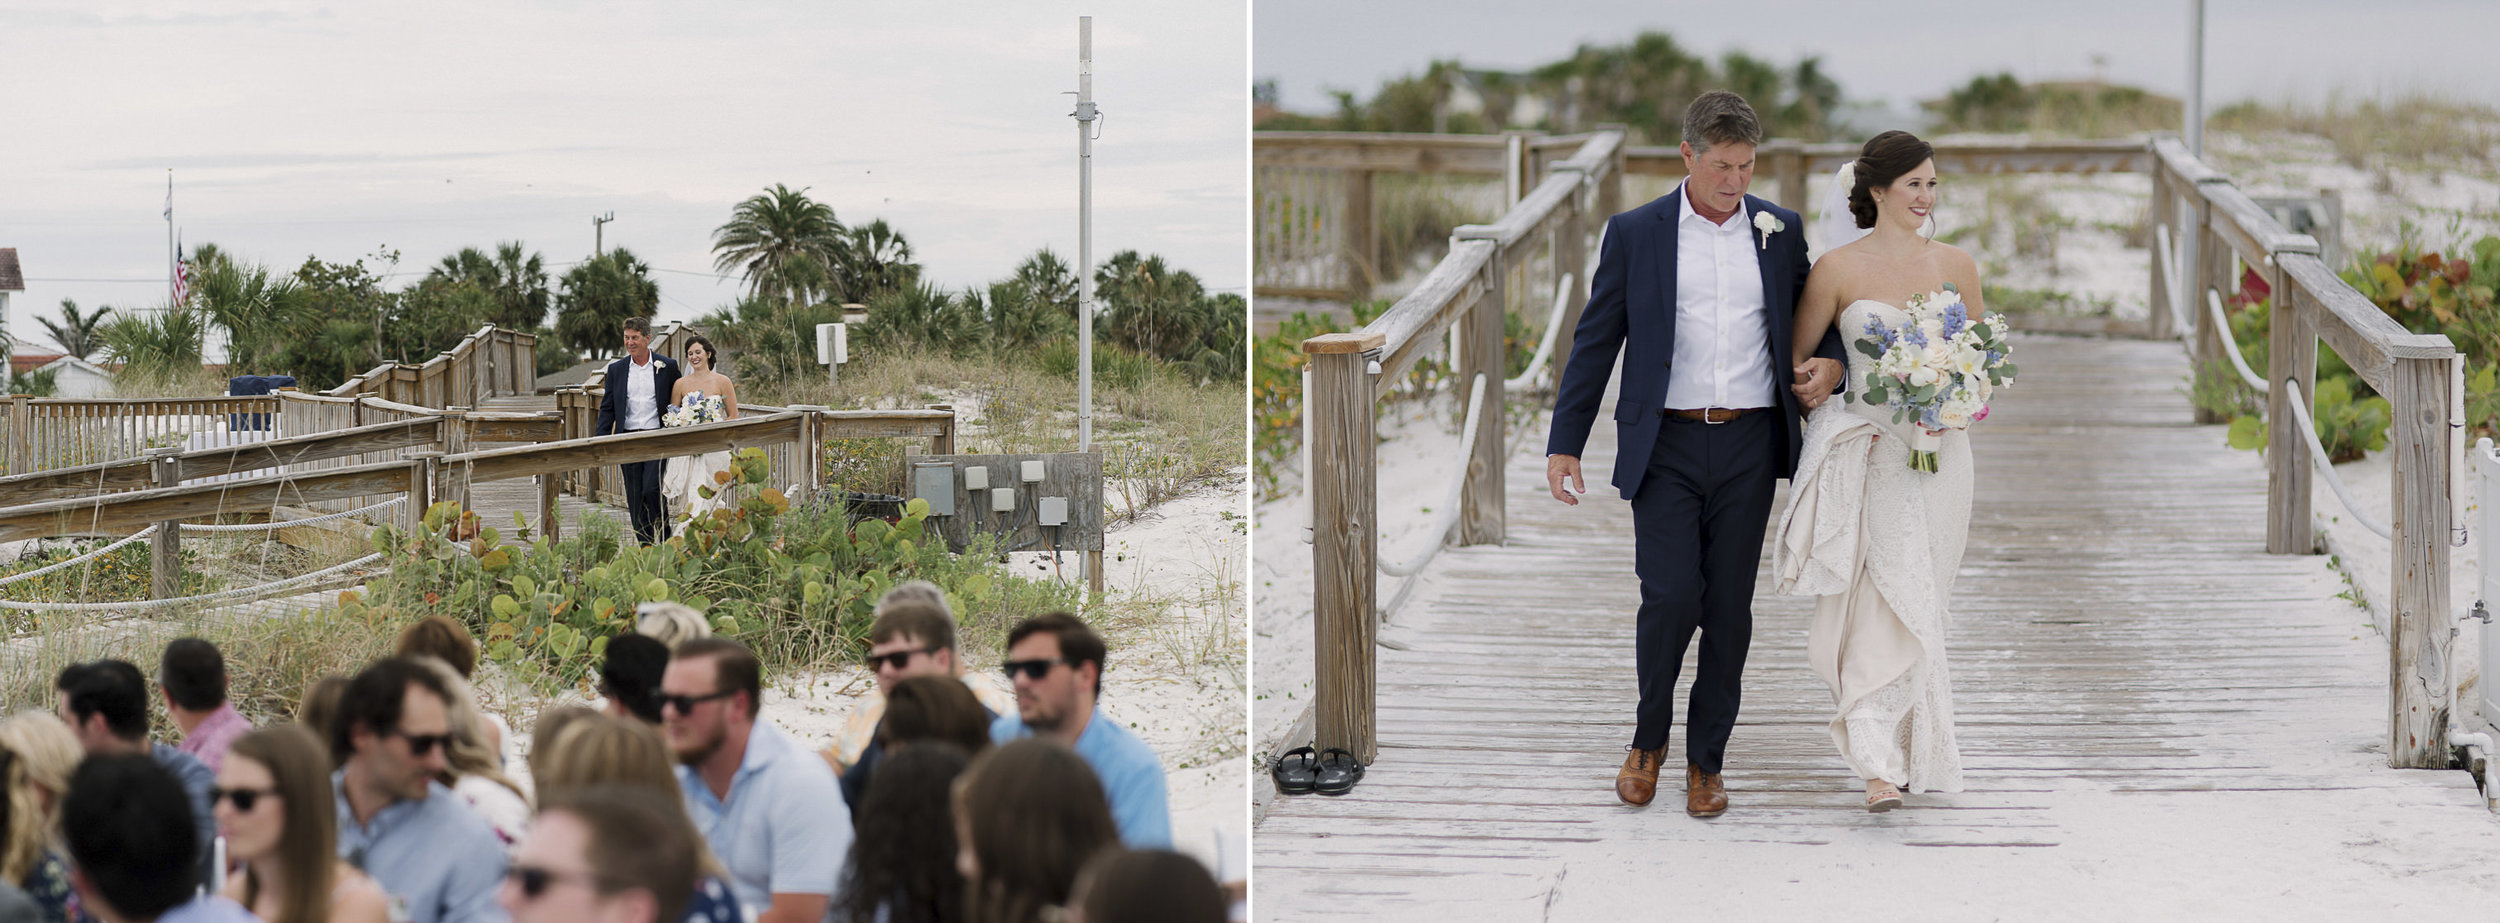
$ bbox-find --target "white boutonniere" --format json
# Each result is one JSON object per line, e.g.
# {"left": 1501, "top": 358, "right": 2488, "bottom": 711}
{"left": 1754, "top": 211, "right": 1783, "bottom": 250}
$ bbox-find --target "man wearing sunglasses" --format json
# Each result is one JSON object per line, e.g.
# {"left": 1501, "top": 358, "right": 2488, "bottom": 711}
{"left": 988, "top": 612, "right": 1171, "bottom": 847}
{"left": 55, "top": 660, "right": 218, "bottom": 891}
{"left": 665, "top": 637, "right": 849, "bottom": 923}
{"left": 825, "top": 586, "right": 1013, "bottom": 811}
{"left": 498, "top": 787, "right": 697, "bottom": 923}
{"left": 330, "top": 658, "right": 509, "bottom": 923}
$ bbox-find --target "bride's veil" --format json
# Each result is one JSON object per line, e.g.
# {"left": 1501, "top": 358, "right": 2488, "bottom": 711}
{"left": 1815, "top": 160, "right": 1869, "bottom": 257}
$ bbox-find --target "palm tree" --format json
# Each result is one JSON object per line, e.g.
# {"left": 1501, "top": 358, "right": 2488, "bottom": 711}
{"left": 38, "top": 298, "right": 113, "bottom": 360}
{"left": 555, "top": 248, "right": 661, "bottom": 357}
{"left": 424, "top": 242, "right": 551, "bottom": 331}
{"left": 188, "top": 250, "right": 297, "bottom": 374}
{"left": 1094, "top": 250, "right": 1209, "bottom": 358}
{"left": 843, "top": 219, "right": 919, "bottom": 302}
{"left": 1012, "top": 248, "right": 1079, "bottom": 320}
{"left": 711, "top": 184, "right": 850, "bottom": 308}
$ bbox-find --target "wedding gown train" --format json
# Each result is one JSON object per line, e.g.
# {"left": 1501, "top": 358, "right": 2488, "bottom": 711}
{"left": 1773, "top": 299, "right": 1968, "bottom": 793}
{"left": 663, "top": 450, "right": 735, "bottom": 519}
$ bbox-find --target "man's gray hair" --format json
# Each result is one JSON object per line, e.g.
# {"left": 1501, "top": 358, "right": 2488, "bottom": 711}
{"left": 636, "top": 601, "right": 712, "bottom": 647}
{"left": 1681, "top": 90, "right": 1764, "bottom": 151}
{"left": 875, "top": 580, "right": 950, "bottom": 617}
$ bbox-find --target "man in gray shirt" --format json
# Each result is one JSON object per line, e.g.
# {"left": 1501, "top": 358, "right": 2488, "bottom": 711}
{"left": 330, "top": 658, "right": 508, "bottom": 923}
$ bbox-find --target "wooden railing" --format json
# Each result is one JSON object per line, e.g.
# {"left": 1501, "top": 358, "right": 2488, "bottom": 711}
{"left": 1298, "top": 130, "right": 1624, "bottom": 764}
{"left": 326, "top": 324, "right": 538, "bottom": 406}
{"left": 3, "top": 395, "right": 282, "bottom": 475}
{"left": 1291, "top": 128, "right": 2466, "bottom": 771}
{"left": 1256, "top": 130, "right": 2145, "bottom": 301}
{"left": 2147, "top": 135, "right": 2460, "bottom": 768}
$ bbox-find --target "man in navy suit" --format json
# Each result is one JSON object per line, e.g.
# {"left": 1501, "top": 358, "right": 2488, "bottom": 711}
{"left": 595, "top": 317, "right": 680, "bottom": 545}
{"left": 1544, "top": 92, "right": 1848, "bottom": 817}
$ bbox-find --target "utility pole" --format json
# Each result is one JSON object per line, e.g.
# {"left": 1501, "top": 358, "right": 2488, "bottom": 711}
{"left": 1074, "top": 16, "right": 1099, "bottom": 453}
{"left": 593, "top": 212, "right": 616, "bottom": 257}
{"left": 2187, "top": 0, "right": 2205, "bottom": 156}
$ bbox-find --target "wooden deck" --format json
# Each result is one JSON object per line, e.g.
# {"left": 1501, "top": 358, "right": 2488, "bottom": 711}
{"left": 1253, "top": 335, "right": 2500, "bottom": 918}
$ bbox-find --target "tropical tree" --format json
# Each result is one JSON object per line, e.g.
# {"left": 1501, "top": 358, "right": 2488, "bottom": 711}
{"left": 1012, "top": 248, "right": 1080, "bottom": 320}
{"left": 555, "top": 248, "right": 662, "bottom": 357}
{"left": 712, "top": 184, "right": 850, "bottom": 308}
{"left": 38, "top": 298, "right": 113, "bottom": 360}
{"left": 843, "top": 219, "right": 920, "bottom": 303}
{"left": 99, "top": 301, "right": 209, "bottom": 388}
{"left": 425, "top": 242, "right": 552, "bottom": 331}
{"left": 1094, "top": 250, "right": 1211, "bottom": 359}
{"left": 855, "top": 282, "right": 978, "bottom": 358}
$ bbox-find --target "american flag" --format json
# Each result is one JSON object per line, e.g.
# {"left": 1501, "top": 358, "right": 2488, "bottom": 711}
{"left": 173, "top": 238, "right": 190, "bottom": 308}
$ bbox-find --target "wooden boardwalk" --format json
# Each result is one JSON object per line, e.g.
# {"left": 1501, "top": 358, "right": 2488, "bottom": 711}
{"left": 1254, "top": 335, "right": 2500, "bottom": 919}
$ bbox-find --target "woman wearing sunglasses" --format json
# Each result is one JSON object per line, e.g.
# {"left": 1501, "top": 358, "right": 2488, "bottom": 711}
{"left": 215, "top": 725, "right": 392, "bottom": 923}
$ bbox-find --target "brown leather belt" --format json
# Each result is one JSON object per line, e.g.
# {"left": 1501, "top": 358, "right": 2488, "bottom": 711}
{"left": 1663, "top": 406, "right": 1771, "bottom": 424}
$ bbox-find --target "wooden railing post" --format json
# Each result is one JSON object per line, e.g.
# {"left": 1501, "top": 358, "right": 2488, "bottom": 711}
{"left": 1453, "top": 246, "right": 1507, "bottom": 545}
{"left": 1343, "top": 169, "right": 1374, "bottom": 300}
{"left": 539, "top": 472, "right": 562, "bottom": 542}
{"left": 2390, "top": 353, "right": 2455, "bottom": 768}
{"left": 8, "top": 395, "right": 29, "bottom": 474}
{"left": 148, "top": 448, "right": 181, "bottom": 599}
{"left": 1550, "top": 164, "right": 1594, "bottom": 385}
{"left": 1770, "top": 139, "right": 1808, "bottom": 211}
{"left": 2192, "top": 212, "right": 2232, "bottom": 424}
{"left": 929, "top": 404, "right": 956, "bottom": 456}
{"left": 1305, "top": 331, "right": 1385, "bottom": 766}
{"left": 790, "top": 405, "right": 829, "bottom": 504}
{"left": 2267, "top": 270, "right": 2317, "bottom": 555}
{"left": 2146, "top": 168, "right": 2177, "bottom": 340}
{"left": 405, "top": 452, "right": 438, "bottom": 534}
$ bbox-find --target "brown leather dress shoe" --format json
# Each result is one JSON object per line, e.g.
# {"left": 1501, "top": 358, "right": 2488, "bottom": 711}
{"left": 1686, "top": 764, "right": 1728, "bottom": 817}
{"left": 1615, "top": 746, "right": 1665, "bottom": 806}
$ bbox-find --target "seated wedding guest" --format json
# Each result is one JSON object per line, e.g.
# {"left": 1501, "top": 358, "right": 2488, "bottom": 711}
{"left": 161, "top": 639, "right": 251, "bottom": 774}
{"left": 524, "top": 707, "right": 599, "bottom": 780}
{"left": 663, "top": 637, "right": 848, "bottom": 923}
{"left": 403, "top": 657, "right": 531, "bottom": 845}
{"left": 876, "top": 677, "right": 991, "bottom": 758}
{"left": 1065, "top": 850, "right": 1225, "bottom": 923}
{"left": 55, "top": 661, "right": 216, "bottom": 884}
{"left": 498, "top": 788, "right": 697, "bottom": 923}
{"left": 953, "top": 739, "right": 1118, "bottom": 923}
{"left": 60, "top": 755, "right": 256, "bottom": 922}
{"left": 988, "top": 614, "right": 1169, "bottom": 847}
{"left": 526, "top": 714, "right": 736, "bottom": 923}
{"left": 636, "top": 603, "right": 711, "bottom": 648}
{"left": 833, "top": 743, "right": 968, "bottom": 923}
{"left": 215, "top": 726, "right": 390, "bottom": 923}
{"left": 599, "top": 634, "right": 671, "bottom": 725}
{"left": 0, "top": 711, "right": 86, "bottom": 922}
{"left": 396, "top": 616, "right": 509, "bottom": 764}
{"left": 329, "top": 658, "right": 507, "bottom": 923}
{"left": 294, "top": 677, "right": 349, "bottom": 741}
{"left": 824, "top": 586, "right": 1010, "bottom": 809}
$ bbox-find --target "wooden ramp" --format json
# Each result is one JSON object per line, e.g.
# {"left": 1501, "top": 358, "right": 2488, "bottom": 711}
{"left": 1254, "top": 336, "right": 2500, "bottom": 919}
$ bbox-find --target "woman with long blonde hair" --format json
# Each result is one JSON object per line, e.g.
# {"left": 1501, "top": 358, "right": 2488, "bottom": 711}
{"left": 0, "top": 709, "right": 87, "bottom": 922}
{"left": 531, "top": 713, "right": 738, "bottom": 922}
{"left": 216, "top": 725, "right": 390, "bottom": 923}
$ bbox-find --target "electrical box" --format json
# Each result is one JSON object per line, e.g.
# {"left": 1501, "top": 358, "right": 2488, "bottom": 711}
{"left": 814, "top": 323, "right": 849, "bottom": 365}
{"left": 1038, "top": 497, "right": 1068, "bottom": 527}
{"left": 991, "top": 487, "right": 1016, "bottom": 513}
{"left": 963, "top": 466, "right": 989, "bottom": 491}
{"left": 1021, "top": 460, "right": 1046, "bottom": 483}
{"left": 911, "top": 462, "right": 955, "bottom": 516}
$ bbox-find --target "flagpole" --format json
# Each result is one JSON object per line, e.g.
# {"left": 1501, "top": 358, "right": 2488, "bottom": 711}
{"left": 166, "top": 169, "right": 175, "bottom": 310}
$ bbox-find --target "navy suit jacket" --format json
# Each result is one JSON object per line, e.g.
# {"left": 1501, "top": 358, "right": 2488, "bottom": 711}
{"left": 594, "top": 353, "right": 683, "bottom": 437}
{"left": 1544, "top": 188, "right": 1846, "bottom": 498}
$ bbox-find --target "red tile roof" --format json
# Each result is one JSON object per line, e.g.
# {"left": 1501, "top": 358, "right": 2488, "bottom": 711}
{"left": 11, "top": 353, "right": 64, "bottom": 376}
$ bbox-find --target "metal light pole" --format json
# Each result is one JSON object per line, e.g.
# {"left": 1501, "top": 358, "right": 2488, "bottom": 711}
{"left": 1075, "top": 15, "right": 1098, "bottom": 453}
{"left": 2187, "top": 0, "right": 2205, "bottom": 156}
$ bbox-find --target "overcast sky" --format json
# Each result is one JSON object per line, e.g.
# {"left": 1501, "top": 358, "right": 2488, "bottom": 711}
{"left": 3, "top": 1, "right": 1247, "bottom": 356}
{"left": 1257, "top": 0, "right": 2500, "bottom": 121}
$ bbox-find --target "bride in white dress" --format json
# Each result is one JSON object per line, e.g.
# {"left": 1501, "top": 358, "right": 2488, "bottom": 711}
{"left": 1776, "top": 130, "right": 1980, "bottom": 811}
{"left": 663, "top": 334, "right": 742, "bottom": 519}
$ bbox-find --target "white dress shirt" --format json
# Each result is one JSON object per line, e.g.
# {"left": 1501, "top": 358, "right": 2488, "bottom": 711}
{"left": 624, "top": 355, "right": 662, "bottom": 430}
{"left": 1664, "top": 180, "right": 1778, "bottom": 411}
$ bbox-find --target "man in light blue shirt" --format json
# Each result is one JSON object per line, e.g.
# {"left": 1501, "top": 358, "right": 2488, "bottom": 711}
{"left": 55, "top": 660, "right": 217, "bottom": 890}
{"left": 330, "top": 658, "right": 508, "bottom": 923}
{"left": 666, "top": 637, "right": 852, "bottom": 922}
{"left": 989, "top": 612, "right": 1171, "bottom": 847}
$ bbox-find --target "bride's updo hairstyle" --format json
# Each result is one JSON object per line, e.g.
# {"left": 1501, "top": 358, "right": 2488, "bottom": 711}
{"left": 1848, "top": 130, "right": 1936, "bottom": 230}
{"left": 682, "top": 334, "right": 720, "bottom": 371}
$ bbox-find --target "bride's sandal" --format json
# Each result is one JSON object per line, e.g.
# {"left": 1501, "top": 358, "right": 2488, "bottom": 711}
{"left": 1865, "top": 782, "right": 1904, "bottom": 813}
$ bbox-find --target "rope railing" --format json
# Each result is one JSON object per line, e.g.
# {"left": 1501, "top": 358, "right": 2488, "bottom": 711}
{"left": 0, "top": 551, "right": 387, "bottom": 613}
{"left": 0, "top": 526, "right": 159, "bottom": 588}
{"left": 1504, "top": 272, "right": 1576, "bottom": 392}
{"left": 2207, "top": 289, "right": 2270, "bottom": 393}
{"left": 176, "top": 497, "right": 405, "bottom": 534}
{"left": 2155, "top": 224, "right": 2195, "bottom": 337}
{"left": 2281, "top": 377, "right": 2395, "bottom": 540}
{"left": 1380, "top": 375, "right": 1487, "bottom": 577}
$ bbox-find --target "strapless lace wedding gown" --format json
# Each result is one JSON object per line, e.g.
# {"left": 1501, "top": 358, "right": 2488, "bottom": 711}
{"left": 1773, "top": 299, "right": 1968, "bottom": 793}
{"left": 662, "top": 447, "right": 735, "bottom": 519}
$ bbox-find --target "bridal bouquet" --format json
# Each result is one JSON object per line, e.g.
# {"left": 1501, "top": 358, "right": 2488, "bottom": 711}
{"left": 664, "top": 391, "right": 726, "bottom": 428}
{"left": 1850, "top": 286, "right": 2017, "bottom": 472}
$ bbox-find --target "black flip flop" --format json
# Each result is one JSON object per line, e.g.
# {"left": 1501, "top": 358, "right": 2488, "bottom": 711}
{"left": 1271, "top": 746, "right": 1319, "bottom": 795}
{"left": 1314, "top": 747, "right": 1365, "bottom": 796}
